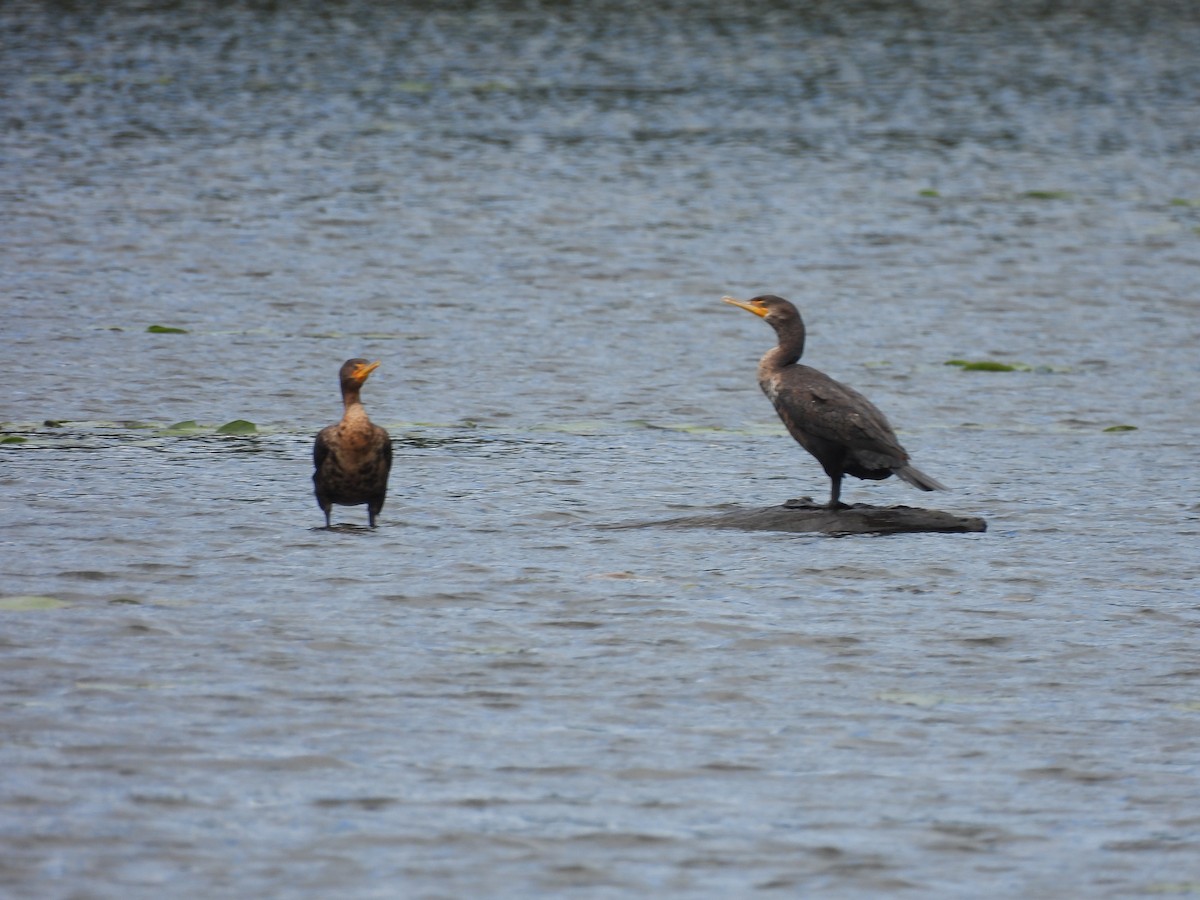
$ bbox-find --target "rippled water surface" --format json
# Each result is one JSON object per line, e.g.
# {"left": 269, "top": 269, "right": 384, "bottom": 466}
{"left": 3, "top": 1, "right": 1200, "bottom": 896}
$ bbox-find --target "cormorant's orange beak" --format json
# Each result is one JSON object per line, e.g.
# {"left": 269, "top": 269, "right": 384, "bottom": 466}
{"left": 722, "top": 296, "right": 768, "bottom": 318}
{"left": 354, "top": 361, "right": 381, "bottom": 381}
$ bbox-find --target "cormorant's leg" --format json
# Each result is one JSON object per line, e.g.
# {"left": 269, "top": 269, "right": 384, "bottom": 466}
{"left": 827, "top": 474, "right": 843, "bottom": 510}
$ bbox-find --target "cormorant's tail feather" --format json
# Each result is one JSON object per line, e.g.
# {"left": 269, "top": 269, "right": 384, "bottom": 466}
{"left": 895, "top": 464, "right": 946, "bottom": 492}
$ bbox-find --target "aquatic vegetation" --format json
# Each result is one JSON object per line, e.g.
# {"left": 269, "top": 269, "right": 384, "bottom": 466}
{"left": 0, "top": 595, "right": 69, "bottom": 611}
{"left": 943, "top": 359, "right": 1072, "bottom": 374}
{"left": 945, "top": 359, "right": 1022, "bottom": 372}
{"left": 146, "top": 324, "right": 189, "bottom": 334}
{"left": 162, "top": 420, "right": 202, "bottom": 434}
{"left": 164, "top": 420, "right": 258, "bottom": 436}
{"left": 1103, "top": 424, "right": 1138, "bottom": 432}
{"left": 1022, "top": 190, "right": 1071, "bottom": 200}
{"left": 530, "top": 420, "right": 621, "bottom": 435}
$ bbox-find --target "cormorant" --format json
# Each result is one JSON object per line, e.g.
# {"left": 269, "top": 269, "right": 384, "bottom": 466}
{"left": 313, "top": 358, "right": 392, "bottom": 527}
{"left": 722, "top": 294, "right": 944, "bottom": 508}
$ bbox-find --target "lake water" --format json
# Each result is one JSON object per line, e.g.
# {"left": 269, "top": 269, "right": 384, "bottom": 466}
{"left": 3, "top": 1, "right": 1199, "bottom": 896}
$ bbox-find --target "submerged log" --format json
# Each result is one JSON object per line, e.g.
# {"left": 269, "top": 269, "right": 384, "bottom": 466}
{"left": 632, "top": 497, "right": 986, "bottom": 535}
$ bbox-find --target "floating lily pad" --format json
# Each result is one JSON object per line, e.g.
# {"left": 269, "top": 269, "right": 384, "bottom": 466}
{"left": 162, "top": 420, "right": 202, "bottom": 434}
{"left": 964, "top": 361, "right": 1018, "bottom": 372}
{"left": 918, "top": 189, "right": 940, "bottom": 197}
{"left": 1103, "top": 424, "right": 1138, "bottom": 432}
{"left": 217, "top": 419, "right": 257, "bottom": 434}
{"left": 1, "top": 436, "right": 27, "bottom": 444}
{"left": 395, "top": 79, "right": 434, "bottom": 93}
{"left": 1022, "top": 190, "right": 1071, "bottom": 200}
{"left": 945, "top": 359, "right": 1019, "bottom": 372}
{"left": 450, "top": 76, "right": 515, "bottom": 92}
{"left": 147, "top": 324, "right": 188, "bottom": 334}
{"left": 0, "top": 595, "right": 68, "bottom": 611}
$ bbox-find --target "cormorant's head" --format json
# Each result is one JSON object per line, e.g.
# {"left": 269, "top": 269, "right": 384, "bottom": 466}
{"left": 721, "top": 294, "right": 801, "bottom": 326}
{"left": 339, "top": 358, "right": 381, "bottom": 389}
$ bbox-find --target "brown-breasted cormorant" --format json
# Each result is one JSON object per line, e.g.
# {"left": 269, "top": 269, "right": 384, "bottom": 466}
{"left": 722, "top": 294, "right": 944, "bottom": 508}
{"left": 313, "top": 358, "right": 393, "bottom": 527}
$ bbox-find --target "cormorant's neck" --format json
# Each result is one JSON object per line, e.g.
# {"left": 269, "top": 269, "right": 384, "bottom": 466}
{"left": 764, "top": 319, "right": 806, "bottom": 369}
{"left": 341, "top": 386, "right": 364, "bottom": 412}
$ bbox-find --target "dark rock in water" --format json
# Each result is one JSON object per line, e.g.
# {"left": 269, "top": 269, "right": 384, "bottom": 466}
{"left": 633, "top": 498, "right": 986, "bottom": 535}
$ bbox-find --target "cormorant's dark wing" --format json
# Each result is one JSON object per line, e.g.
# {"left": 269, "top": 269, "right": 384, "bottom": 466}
{"left": 313, "top": 427, "right": 333, "bottom": 471}
{"left": 381, "top": 431, "right": 393, "bottom": 475}
{"left": 770, "top": 365, "right": 909, "bottom": 465}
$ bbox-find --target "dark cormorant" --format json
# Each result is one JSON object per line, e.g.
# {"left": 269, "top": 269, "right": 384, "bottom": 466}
{"left": 313, "top": 358, "right": 392, "bottom": 527}
{"left": 722, "top": 294, "right": 945, "bottom": 508}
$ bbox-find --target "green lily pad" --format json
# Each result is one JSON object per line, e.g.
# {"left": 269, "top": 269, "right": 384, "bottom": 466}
{"left": 1, "top": 436, "right": 27, "bottom": 444}
{"left": 1103, "top": 424, "right": 1138, "bottom": 432}
{"left": 963, "top": 361, "right": 1018, "bottom": 372}
{"left": 147, "top": 324, "right": 188, "bottom": 334}
{"left": 945, "top": 359, "right": 1019, "bottom": 372}
{"left": 0, "top": 595, "right": 68, "bottom": 611}
{"left": 1022, "top": 190, "right": 1071, "bottom": 200}
{"left": 217, "top": 419, "right": 257, "bottom": 434}
{"left": 162, "top": 420, "right": 202, "bottom": 434}
{"left": 918, "top": 189, "right": 940, "bottom": 197}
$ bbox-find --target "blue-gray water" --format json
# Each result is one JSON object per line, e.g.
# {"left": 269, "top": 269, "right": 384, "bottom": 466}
{"left": 3, "top": 1, "right": 1199, "bottom": 896}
